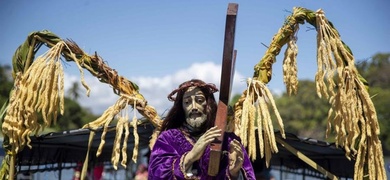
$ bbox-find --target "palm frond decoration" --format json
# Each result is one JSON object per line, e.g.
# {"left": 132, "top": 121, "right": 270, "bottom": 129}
{"left": 234, "top": 7, "right": 386, "bottom": 180}
{"left": 0, "top": 30, "right": 162, "bottom": 180}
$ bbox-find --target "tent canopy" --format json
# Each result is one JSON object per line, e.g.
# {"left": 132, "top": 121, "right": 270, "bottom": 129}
{"left": 15, "top": 125, "right": 354, "bottom": 178}
{"left": 16, "top": 123, "right": 154, "bottom": 172}
{"left": 254, "top": 131, "right": 355, "bottom": 178}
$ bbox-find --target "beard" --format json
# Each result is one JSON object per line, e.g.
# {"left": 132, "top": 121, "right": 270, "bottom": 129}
{"left": 186, "top": 114, "right": 207, "bottom": 128}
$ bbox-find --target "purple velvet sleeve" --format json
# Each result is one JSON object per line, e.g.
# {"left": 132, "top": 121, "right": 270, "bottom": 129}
{"left": 225, "top": 132, "right": 256, "bottom": 179}
{"left": 239, "top": 140, "right": 256, "bottom": 179}
{"left": 148, "top": 130, "right": 190, "bottom": 180}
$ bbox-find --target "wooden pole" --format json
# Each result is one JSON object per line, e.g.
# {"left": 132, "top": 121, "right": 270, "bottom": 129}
{"left": 207, "top": 3, "right": 238, "bottom": 176}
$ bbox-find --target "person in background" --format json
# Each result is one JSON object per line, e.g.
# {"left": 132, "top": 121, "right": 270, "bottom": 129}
{"left": 148, "top": 79, "right": 255, "bottom": 179}
{"left": 134, "top": 164, "right": 148, "bottom": 180}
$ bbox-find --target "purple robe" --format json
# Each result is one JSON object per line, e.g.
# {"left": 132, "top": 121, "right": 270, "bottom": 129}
{"left": 148, "top": 129, "right": 256, "bottom": 180}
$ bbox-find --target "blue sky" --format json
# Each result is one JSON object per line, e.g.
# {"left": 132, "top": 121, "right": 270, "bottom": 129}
{"left": 1, "top": 1, "right": 389, "bottom": 115}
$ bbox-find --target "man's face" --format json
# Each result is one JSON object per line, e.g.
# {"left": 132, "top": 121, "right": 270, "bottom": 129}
{"left": 182, "top": 86, "right": 207, "bottom": 128}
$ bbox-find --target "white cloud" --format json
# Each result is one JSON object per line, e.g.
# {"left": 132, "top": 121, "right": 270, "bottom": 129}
{"left": 64, "top": 72, "right": 118, "bottom": 114}
{"left": 64, "top": 62, "right": 249, "bottom": 116}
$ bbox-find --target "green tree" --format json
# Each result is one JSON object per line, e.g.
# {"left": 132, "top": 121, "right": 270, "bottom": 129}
{"left": 370, "top": 87, "right": 390, "bottom": 152}
{"left": 229, "top": 94, "right": 241, "bottom": 107}
{"left": 0, "top": 64, "right": 13, "bottom": 106}
{"left": 53, "top": 97, "right": 98, "bottom": 131}
{"left": 275, "top": 80, "right": 330, "bottom": 140}
{"left": 67, "top": 81, "right": 82, "bottom": 100}
{"left": 357, "top": 53, "right": 390, "bottom": 89}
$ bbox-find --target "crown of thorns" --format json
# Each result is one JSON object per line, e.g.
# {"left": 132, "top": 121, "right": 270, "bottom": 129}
{"left": 167, "top": 80, "right": 218, "bottom": 101}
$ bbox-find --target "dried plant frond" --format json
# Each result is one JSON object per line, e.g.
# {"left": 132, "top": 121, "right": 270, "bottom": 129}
{"left": 283, "top": 23, "right": 299, "bottom": 95}
{"left": 82, "top": 94, "right": 145, "bottom": 170}
{"left": 234, "top": 78, "right": 285, "bottom": 166}
{"left": 63, "top": 42, "right": 91, "bottom": 96}
{"left": 2, "top": 30, "right": 163, "bottom": 180}
{"left": 131, "top": 113, "right": 139, "bottom": 163}
{"left": 315, "top": 9, "right": 385, "bottom": 180}
{"left": 111, "top": 115, "right": 126, "bottom": 170}
{"left": 232, "top": 7, "right": 386, "bottom": 179}
{"left": 2, "top": 42, "right": 66, "bottom": 153}
{"left": 120, "top": 119, "right": 130, "bottom": 167}
{"left": 233, "top": 7, "right": 312, "bottom": 167}
{"left": 64, "top": 40, "right": 162, "bottom": 129}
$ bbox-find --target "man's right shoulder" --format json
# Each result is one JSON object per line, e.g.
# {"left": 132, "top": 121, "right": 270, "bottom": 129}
{"left": 157, "top": 128, "right": 193, "bottom": 152}
{"left": 159, "top": 128, "right": 182, "bottom": 138}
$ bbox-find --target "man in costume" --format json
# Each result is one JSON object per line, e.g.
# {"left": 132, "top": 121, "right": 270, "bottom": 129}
{"left": 148, "top": 79, "right": 255, "bottom": 179}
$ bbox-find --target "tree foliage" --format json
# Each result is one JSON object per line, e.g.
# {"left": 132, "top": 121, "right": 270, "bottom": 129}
{"left": 0, "top": 65, "right": 13, "bottom": 107}
{"left": 370, "top": 87, "right": 390, "bottom": 152}
{"left": 357, "top": 53, "right": 390, "bottom": 89}
{"left": 275, "top": 80, "right": 330, "bottom": 140}
{"left": 54, "top": 97, "right": 98, "bottom": 131}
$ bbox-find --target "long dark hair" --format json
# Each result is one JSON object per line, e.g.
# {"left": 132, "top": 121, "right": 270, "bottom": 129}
{"left": 161, "top": 79, "right": 218, "bottom": 132}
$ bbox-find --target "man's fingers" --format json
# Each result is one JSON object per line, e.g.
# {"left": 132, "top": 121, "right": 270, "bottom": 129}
{"left": 230, "top": 140, "right": 244, "bottom": 163}
{"left": 229, "top": 139, "right": 241, "bottom": 152}
{"left": 205, "top": 126, "right": 222, "bottom": 134}
{"left": 203, "top": 127, "right": 222, "bottom": 138}
{"left": 197, "top": 131, "right": 222, "bottom": 145}
{"left": 206, "top": 133, "right": 222, "bottom": 143}
{"left": 195, "top": 126, "right": 223, "bottom": 146}
{"left": 198, "top": 127, "right": 220, "bottom": 139}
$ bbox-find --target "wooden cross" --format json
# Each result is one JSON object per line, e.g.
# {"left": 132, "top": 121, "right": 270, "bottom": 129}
{"left": 208, "top": 3, "right": 238, "bottom": 177}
